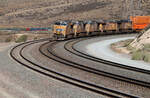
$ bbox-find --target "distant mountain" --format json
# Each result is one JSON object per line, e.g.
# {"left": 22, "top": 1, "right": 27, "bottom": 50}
{"left": 0, "top": 0, "right": 150, "bottom": 28}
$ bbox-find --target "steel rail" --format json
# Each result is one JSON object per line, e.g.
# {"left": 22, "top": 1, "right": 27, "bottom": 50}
{"left": 71, "top": 38, "right": 150, "bottom": 74}
{"left": 10, "top": 39, "right": 137, "bottom": 98}
{"left": 47, "top": 38, "right": 150, "bottom": 88}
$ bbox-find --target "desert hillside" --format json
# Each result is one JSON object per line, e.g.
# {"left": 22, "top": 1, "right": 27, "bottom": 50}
{"left": 0, "top": 0, "right": 150, "bottom": 28}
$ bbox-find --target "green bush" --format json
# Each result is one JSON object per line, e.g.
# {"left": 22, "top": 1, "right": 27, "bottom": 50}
{"left": 131, "top": 49, "right": 150, "bottom": 63}
{"left": 143, "top": 53, "right": 150, "bottom": 62}
{"left": 5, "top": 36, "right": 12, "bottom": 42}
{"left": 132, "top": 50, "right": 144, "bottom": 60}
{"left": 143, "top": 44, "right": 150, "bottom": 51}
{"left": 34, "top": 37, "right": 38, "bottom": 40}
{"left": 15, "top": 35, "right": 28, "bottom": 43}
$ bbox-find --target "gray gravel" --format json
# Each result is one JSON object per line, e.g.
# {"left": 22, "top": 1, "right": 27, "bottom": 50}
{"left": 45, "top": 36, "right": 150, "bottom": 97}
{"left": 23, "top": 41, "right": 105, "bottom": 98}
{"left": 1, "top": 34, "right": 149, "bottom": 97}
{"left": 0, "top": 42, "right": 104, "bottom": 98}
{"left": 79, "top": 36, "right": 150, "bottom": 70}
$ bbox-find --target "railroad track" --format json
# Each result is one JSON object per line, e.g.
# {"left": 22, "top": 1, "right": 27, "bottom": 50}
{"left": 63, "top": 38, "right": 150, "bottom": 88}
{"left": 69, "top": 38, "right": 150, "bottom": 74}
{"left": 10, "top": 38, "right": 138, "bottom": 98}
{"left": 44, "top": 37, "right": 150, "bottom": 89}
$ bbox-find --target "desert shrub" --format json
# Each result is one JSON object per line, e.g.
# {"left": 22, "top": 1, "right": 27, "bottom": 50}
{"left": 131, "top": 48, "right": 150, "bottom": 63}
{"left": 143, "top": 44, "right": 150, "bottom": 51}
{"left": 15, "top": 35, "right": 28, "bottom": 43}
{"left": 5, "top": 36, "right": 13, "bottom": 42}
{"left": 34, "top": 37, "right": 38, "bottom": 40}
{"left": 143, "top": 53, "right": 150, "bottom": 62}
{"left": 132, "top": 50, "right": 144, "bottom": 60}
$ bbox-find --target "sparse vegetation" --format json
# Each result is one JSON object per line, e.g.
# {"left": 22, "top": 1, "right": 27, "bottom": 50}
{"left": 15, "top": 35, "right": 28, "bottom": 43}
{"left": 34, "top": 37, "right": 38, "bottom": 40}
{"left": 143, "top": 44, "right": 150, "bottom": 51}
{"left": 130, "top": 44, "right": 150, "bottom": 62}
{"left": 143, "top": 53, "right": 150, "bottom": 62}
{"left": 111, "top": 39, "right": 150, "bottom": 63}
{"left": 131, "top": 49, "right": 150, "bottom": 63}
{"left": 5, "top": 36, "right": 13, "bottom": 42}
{"left": 132, "top": 50, "right": 144, "bottom": 60}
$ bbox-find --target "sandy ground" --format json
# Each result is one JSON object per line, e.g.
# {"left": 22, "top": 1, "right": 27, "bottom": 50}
{"left": 0, "top": 42, "right": 16, "bottom": 52}
{"left": 74, "top": 36, "right": 150, "bottom": 70}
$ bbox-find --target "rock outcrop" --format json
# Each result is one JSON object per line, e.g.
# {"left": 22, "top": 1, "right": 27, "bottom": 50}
{"left": 130, "top": 25, "right": 150, "bottom": 49}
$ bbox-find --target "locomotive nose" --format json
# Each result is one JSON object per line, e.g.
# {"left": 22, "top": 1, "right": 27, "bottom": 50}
{"left": 56, "top": 29, "right": 64, "bottom": 34}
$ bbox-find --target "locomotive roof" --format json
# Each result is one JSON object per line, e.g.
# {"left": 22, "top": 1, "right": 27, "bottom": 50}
{"left": 72, "top": 21, "right": 84, "bottom": 25}
{"left": 119, "top": 20, "right": 132, "bottom": 22}
{"left": 84, "top": 20, "right": 97, "bottom": 24}
{"left": 104, "top": 20, "right": 119, "bottom": 23}
{"left": 55, "top": 21, "right": 70, "bottom": 25}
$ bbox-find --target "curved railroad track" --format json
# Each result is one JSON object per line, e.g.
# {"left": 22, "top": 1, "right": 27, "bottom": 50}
{"left": 10, "top": 38, "right": 137, "bottom": 98}
{"left": 63, "top": 37, "right": 150, "bottom": 87}
{"left": 10, "top": 35, "right": 150, "bottom": 97}
{"left": 69, "top": 38, "right": 150, "bottom": 74}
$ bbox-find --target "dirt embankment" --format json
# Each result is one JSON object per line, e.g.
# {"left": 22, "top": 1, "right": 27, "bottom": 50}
{"left": 111, "top": 39, "right": 133, "bottom": 54}
{"left": 111, "top": 38, "right": 150, "bottom": 63}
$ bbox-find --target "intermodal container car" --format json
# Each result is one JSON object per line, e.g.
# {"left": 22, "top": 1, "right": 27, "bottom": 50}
{"left": 130, "top": 16, "right": 150, "bottom": 30}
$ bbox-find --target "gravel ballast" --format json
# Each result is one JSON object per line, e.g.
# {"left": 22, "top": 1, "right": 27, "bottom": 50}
{"left": 74, "top": 35, "right": 150, "bottom": 70}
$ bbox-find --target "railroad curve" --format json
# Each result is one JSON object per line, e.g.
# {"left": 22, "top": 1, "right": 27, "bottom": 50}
{"left": 10, "top": 35, "right": 150, "bottom": 97}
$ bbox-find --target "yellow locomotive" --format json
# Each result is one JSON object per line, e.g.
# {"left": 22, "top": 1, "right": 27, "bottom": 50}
{"left": 52, "top": 19, "right": 134, "bottom": 40}
{"left": 53, "top": 21, "right": 86, "bottom": 39}
{"left": 85, "top": 21, "right": 98, "bottom": 35}
{"left": 103, "top": 20, "right": 119, "bottom": 34}
{"left": 53, "top": 21, "right": 73, "bottom": 39}
{"left": 72, "top": 21, "right": 85, "bottom": 37}
{"left": 119, "top": 20, "right": 132, "bottom": 32}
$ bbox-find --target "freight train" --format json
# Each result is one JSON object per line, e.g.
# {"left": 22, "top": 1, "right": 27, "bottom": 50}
{"left": 53, "top": 16, "right": 150, "bottom": 40}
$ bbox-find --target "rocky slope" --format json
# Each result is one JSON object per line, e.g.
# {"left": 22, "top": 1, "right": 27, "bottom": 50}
{"left": 0, "top": 0, "right": 150, "bottom": 28}
{"left": 130, "top": 26, "right": 150, "bottom": 49}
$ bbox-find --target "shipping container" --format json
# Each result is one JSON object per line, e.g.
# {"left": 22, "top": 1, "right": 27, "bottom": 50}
{"left": 132, "top": 24, "right": 148, "bottom": 30}
{"left": 130, "top": 16, "right": 150, "bottom": 30}
{"left": 130, "top": 16, "right": 150, "bottom": 24}
{"left": 26, "top": 28, "right": 30, "bottom": 31}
